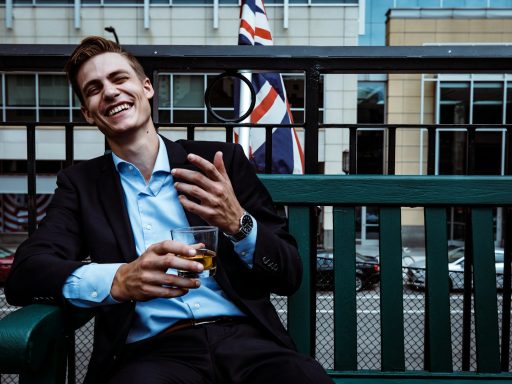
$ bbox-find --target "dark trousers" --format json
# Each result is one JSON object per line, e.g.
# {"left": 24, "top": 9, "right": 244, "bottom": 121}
{"left": 109, "top": 320, "right": 333, "bottom": 384}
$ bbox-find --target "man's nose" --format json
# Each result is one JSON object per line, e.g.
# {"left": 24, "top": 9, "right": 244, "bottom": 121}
{"left": 103, "top": 82, "right": 119, "bottom": 99}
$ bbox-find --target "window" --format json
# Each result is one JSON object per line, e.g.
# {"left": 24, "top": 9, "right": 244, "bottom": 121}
{"left": 438, "top": 131, "right": 467, "bottom": 175}
{"left": 435, "top": 78, "right": 507, "bottom": 246}
{"left": 437, "top": 79, "right": 507, "bottom": 175}
{"left": 156, "top": 73, "right": 322, "bottom": 125}
{"left": 506, "top": 83, "right": 512, "bottom": 124}
{"left": 357, "top": 81, "right": 386, "bottom": 174}
{"left": 6, "top": 74, "right": 35, "bottom": 107}
{"left": 358, "top": 81, "right": 385, "bottom": 124}
{"left": 5, "top": 74, "right": 36, "bottom": 122}
{"left": 473, "top": 82, "right": 503, "bottom": 124}
{"left": 356, "top": 129, "right": 385, "bottom": 174}
{"left": 1, "top": 73, "right": 79, "bottom": 123}
{"left": 439, "top": 82, "right": 470, "bottom": 124}
{"left": 442, "top": 0, "right": 487, "bottom": 6}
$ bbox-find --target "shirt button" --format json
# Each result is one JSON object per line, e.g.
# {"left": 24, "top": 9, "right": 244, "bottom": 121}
{"left": 128, "top": 165, "right": 133, "bottom": 171}
{"left": 241, "top": 251, "right": 247, "bottom": 256}
{"left": 194, "top": 303, "right": 200, "bottom": 309}
{"left": 91, "top": 291, "right": 98, "bottom": 298}
{"left": 145, "top": 224, "right": 152, "bottom": 230}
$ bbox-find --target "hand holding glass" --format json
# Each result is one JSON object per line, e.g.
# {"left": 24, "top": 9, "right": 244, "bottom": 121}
{"left": 171, "top": 226, "right": 218, "bottom": 278}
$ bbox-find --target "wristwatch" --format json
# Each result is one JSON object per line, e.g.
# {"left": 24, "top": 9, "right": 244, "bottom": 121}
{"left": 225, "top": 211, "right": 254, "bottom": 242}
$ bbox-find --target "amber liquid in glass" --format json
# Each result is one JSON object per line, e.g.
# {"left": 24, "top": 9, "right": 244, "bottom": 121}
{"left": 177, "top": 248, "right": 217, "bottom": 278}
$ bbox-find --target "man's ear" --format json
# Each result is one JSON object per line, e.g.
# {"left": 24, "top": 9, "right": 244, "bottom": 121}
{"left": 143, "top": 78, "right": 155, "bottom": 99}
{"left": 81, "top": 105, "right": 95, "bottom": 125}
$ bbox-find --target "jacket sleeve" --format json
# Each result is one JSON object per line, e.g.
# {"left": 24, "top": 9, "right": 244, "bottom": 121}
{"left": 5, "top": 169, "right": 88, "bottom": 307}
{"left": 227, "top": 144, "right": 302, "bottom": 296}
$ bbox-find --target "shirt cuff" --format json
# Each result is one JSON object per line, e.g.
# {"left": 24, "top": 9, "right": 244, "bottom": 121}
{"left": 62, "top": 263, "right": 124, "bottom": 307}
{"left": 232, "top": 218, "right": 257, "bottom": 268}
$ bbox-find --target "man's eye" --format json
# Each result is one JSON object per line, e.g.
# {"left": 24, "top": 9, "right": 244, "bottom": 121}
{"left": 85, "top": 87, "right": 99, "bottom": 96}
{"left": 114, "top": 75, "right": 129, "bottom": 83}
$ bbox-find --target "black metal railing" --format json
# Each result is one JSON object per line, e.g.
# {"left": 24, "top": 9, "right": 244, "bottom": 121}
{"left": 0, "top": 45, "right": 512, "bottom": 381}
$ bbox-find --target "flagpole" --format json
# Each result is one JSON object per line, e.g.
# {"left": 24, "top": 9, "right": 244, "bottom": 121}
{"left": 238, "top": 71, "right": 252, "bottom": 158}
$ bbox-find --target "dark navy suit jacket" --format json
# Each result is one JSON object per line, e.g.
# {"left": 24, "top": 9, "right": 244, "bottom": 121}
{"left": 6, "top": 136, "right": 302, "bottom": 383}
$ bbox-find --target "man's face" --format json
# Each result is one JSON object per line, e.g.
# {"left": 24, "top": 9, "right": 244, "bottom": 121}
{"left": 77, "top": 52, "right": 154, "bottom": 138}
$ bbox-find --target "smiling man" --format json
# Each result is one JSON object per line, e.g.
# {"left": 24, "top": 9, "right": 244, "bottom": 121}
{"left": 5, "top": 36, "right": 333, "bottom": 384}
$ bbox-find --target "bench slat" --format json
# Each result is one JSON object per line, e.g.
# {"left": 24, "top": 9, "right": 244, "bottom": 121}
{"left": 424, "top": 207, "right": 453, "bottom": 372}
{"left": 328, "top": 370, "right": 512, "bottom": 383}
{"left": 260, "top": 175, "right": 512, "bottom": 206}
{"left": 379, "top": 207, "right": 405, "bottom": 371}
{"left": 470, "top": 208, "right": 501, "bottom": 373}
{"left": 287, "top": 206, "right": 314, "bottom": 357}
{"left": 333, "top": 207, "right": 357, "bottom": 370}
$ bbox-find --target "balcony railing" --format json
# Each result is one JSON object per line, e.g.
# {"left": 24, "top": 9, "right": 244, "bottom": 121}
{"left": 0, "top": 45, "right": 511, "bottom": 381}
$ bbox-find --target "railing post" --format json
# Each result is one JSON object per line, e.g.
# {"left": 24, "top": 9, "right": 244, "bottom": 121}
{"left": 387, "top": 126, "right": 396, "bottom": 175}
{"left": 65, "top": 124, "right": 74, "bottom": 169}
{"left": 264, "top": 126, "right": 273, "bottom": 174}
{"left": 349, "top": 127, "right": 357, "bottom": 174}
{"left": 304, "top": 66, "right": 320, "bottom": 175}
{"left": 27, "top": 124, "right": 37, "bottom": 236}
{"left": 427, "top": 126, "right": 436, "bottom": 175}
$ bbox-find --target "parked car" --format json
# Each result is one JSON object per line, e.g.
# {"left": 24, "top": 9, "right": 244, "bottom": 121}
{"left": 0, "top": 245, "right": 14, "bottom": 285}
{"left": 405, "top": 247, "right": 507, "bottom": 291}
{"left": 317, "top": 250, "right": 380, "bottom": 291}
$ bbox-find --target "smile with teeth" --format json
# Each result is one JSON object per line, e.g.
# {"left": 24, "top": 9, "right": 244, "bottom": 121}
{"left": 107, "top": 103, "right": 132, "bottom": 116}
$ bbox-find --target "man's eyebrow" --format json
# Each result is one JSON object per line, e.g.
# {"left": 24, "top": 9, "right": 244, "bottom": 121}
{"left": 107, "top": 70, "right": 131, "bottom": 80}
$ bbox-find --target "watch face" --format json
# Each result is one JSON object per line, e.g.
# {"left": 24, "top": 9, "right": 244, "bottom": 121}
{"left": 241, "top": 213, "right": 253, "bottom": 234}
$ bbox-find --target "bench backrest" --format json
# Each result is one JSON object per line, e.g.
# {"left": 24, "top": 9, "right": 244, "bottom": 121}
{"left": 260, "top": 174, "right": 512, "bottom": 380}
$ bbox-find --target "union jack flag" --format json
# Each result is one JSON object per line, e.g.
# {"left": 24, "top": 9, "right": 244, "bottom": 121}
{"left": 237, "top": 0, "right": 304, "bottom": 174}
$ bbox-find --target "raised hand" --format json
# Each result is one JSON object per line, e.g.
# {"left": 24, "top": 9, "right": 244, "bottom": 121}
{"left": 171, "top": 152, "right": 243, "bottom": 235}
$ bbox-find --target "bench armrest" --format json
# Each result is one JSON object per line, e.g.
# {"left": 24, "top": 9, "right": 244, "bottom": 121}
{"left": 0, "top": 304, "right": 66, "bottom": 373}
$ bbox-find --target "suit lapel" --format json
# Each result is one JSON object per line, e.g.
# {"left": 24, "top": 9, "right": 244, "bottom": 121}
{"left": 163, "top": 136, "right": 206, "bottom": 228}
{"left": 98, "top": 155, "right": 138, "bottom": 263}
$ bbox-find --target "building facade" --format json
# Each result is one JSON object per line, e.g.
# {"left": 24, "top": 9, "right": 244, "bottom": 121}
{"left": 0, "top": 0, "right": 510, "bottom": 250}
{"left": 0, "top": 0, "right": 359, "bottom": 243}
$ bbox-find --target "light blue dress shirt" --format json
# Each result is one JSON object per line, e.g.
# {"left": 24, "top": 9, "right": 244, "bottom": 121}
{"left": 63, "top": 136, "right": 257, "bottom": 343}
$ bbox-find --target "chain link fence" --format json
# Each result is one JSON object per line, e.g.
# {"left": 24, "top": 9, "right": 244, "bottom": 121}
{"left": 1, "top": 265, "right": 511, "bottom": 383}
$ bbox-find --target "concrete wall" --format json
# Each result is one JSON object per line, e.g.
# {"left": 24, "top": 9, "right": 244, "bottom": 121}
{"left": 0, "top": 5, "right": 358, "bottom": 45}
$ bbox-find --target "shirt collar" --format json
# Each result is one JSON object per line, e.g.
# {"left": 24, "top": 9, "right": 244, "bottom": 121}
{"left": 111, "top": 135, "right": 170, "bottom": 175}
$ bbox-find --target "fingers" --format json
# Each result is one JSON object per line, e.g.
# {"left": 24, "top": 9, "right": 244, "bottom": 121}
{"left": 110, "top": 241, "right": 206, "bottom": 302}
{"left": 187, "top": 153, "right": 224, "bottom": 181}
{"left": 172, "top": 152, "right": 233, "bottom": 210}
{"left": 123, "top": 273, "right": 200, "bottom": 302}
{"left": 147, "top": 240, "right": 205, "bottom": 273}
{"left": 171, "top": 152, "right": 226, "bottom": 191}
{"left": 213, "top": 152, "right": 229, "bottom": 179}
{"left": 177, "top": 194, "right": 218, "bottom": 222}
{"left": 150, "top": 240, "right": 196, "bottom": 258}
{"left": 171, "top": 151, "right": 244, "bottom": 233}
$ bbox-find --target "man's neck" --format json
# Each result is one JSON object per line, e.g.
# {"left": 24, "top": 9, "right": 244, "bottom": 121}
{"left": 109, "top": 128, "right": 160, "bottom": 182}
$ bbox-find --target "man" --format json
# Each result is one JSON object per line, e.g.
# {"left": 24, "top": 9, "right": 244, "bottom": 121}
{"left": 5, "top": 36, "right": 333, "bottom": 384}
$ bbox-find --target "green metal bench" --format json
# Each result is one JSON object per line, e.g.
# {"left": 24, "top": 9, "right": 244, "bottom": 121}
{"left": 1, "top": 175, "right": 511, "bottom": 383}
